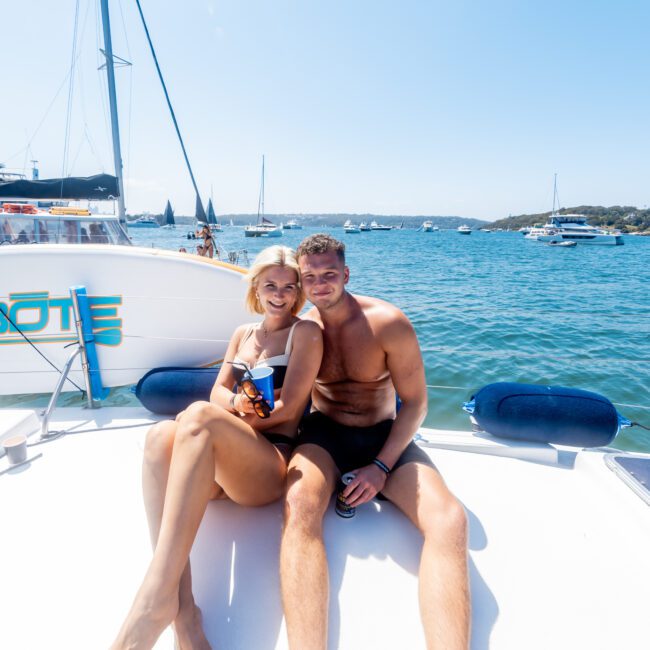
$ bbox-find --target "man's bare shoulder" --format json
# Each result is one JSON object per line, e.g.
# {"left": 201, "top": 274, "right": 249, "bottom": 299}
{"left": 353, "top": 294, "right": 412, "bottom": 330}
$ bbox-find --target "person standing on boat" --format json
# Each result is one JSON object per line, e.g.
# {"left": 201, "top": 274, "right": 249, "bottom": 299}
{"left": 196, "top": 223, "right": 215, "bottom": 258}
{"left": 280, "top": 233, "right": 470, "bottom": 650}
{"left": 111, "top": 245, "right": 322, "bottom": 650}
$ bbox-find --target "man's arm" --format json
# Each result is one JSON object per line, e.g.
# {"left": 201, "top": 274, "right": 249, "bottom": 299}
{"left": 344, "top": 307, "right": 427, "bottom": 506}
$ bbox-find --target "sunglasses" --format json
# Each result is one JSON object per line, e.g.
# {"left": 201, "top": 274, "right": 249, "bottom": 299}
{"left": 228, "top": 362, "right": 271, "bottom": 419}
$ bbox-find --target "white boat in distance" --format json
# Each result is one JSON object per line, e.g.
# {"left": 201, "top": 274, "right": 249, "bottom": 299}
{"left": 127, "top": 215, "right": 160, "bottom": 228}
{"left": 537, "top": 214, "right": 624, "bottom": 246}
{"left": 458, "top": 224, "right": 472, "bottom": 234}
{"left": 343, "top": 219, "right": 361, "bottom": 233}
{"left": 282, "top": 218, "right": 303, "bottom": 230}
{"left": 421, "top": 220, "right": 438, "bottom": 232}
{"left": 359, "top": 221, "right": 371, "bottom": 231}
{"left": 370, "top": 220, "right": 392, "bottom": 230}
{"left": 244, "top": 156, "right": 282, "bottom": 238}
{"left": 524, "top": 224, "right": 547, "bottom": 240}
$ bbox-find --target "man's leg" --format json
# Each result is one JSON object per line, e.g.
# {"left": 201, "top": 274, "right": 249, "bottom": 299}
{"left": 381, "top": 461, "right": 470, "bottom": 650}
{"left": 280, "top": 444, "right": 339, "bottom": 650}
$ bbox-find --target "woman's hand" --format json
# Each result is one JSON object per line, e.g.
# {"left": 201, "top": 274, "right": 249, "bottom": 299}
{"left": 232, "top": 391, "right": 259, "bottom": 416}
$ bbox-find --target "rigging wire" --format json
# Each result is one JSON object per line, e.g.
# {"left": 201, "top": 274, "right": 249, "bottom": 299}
{"left": 61, "top": 0, "right": 82, "bottom": 181}
{"left": 116, "top": 0, "right": 134, "bottom": 185}
{"left": 133, "top": 0, "right": 205, "bottom": 216}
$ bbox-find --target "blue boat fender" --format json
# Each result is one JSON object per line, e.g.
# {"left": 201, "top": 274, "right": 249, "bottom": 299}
{"left": 462, "top": 382, "right": 631, "bottom": 448}
{"left": 136, "top": 366, "right": 219, "bottom": 415}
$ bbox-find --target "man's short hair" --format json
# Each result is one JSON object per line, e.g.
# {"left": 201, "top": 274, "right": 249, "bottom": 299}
{"left": 296, "top": 233, "right": 346, "bottom": 263}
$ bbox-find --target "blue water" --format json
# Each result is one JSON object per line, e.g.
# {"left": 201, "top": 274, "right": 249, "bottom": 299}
{"left": 125, "top": 225, "right": 650, "bottom": 453}
{"left": 3, "top": 226, "right": 648, "bottom": 452}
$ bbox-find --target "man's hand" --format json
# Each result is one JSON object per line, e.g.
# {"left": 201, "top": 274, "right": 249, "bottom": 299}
{"left": 342, "top": 463, "right": 388, "bottom": 506}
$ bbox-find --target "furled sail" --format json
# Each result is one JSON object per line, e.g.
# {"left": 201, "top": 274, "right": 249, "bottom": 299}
{"left": 0, "top": 174, "right": 119, "bottom": 200}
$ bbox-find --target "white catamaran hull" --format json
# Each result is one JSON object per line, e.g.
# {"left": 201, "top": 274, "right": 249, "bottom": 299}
{"left": 0, "top": 245, "right": 251, "bottom": 395}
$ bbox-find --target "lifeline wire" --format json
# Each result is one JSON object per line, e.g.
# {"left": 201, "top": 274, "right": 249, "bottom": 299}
{"left": 0, "top": 306, "right": 85, "bottom": 394}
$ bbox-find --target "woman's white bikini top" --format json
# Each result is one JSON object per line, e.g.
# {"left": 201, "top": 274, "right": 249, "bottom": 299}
{"left": 231, "top": 321, "right": 300, "bottom": 389}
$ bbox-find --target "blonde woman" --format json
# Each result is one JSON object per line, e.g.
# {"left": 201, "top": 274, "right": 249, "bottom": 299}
{"left": 111, "top": 246, "right": 323, "bottom": 650}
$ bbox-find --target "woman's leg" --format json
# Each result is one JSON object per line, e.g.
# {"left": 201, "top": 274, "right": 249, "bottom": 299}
{"left": 141, "top": 420, "right": 219, "bottom": 649}
{"left": 111, "top": 402, "right": 287, "bottom": 650}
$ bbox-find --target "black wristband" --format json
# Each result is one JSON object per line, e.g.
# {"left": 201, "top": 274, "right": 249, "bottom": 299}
{"left": 372, "top": 458, "right": 391, "bottom": 475}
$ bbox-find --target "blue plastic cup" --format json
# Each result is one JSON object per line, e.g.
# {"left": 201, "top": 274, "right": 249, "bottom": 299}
{"left": 249, "top": 367, "right": 274, "bottom": 410}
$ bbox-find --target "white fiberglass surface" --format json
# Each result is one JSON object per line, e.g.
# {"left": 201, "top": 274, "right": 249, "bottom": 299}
{"left": 1, "top": 409, "right": 649, "bottom": 649}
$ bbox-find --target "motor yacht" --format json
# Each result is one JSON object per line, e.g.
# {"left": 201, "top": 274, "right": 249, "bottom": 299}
{"left": 537, "top": 214, "right": 624, "bottom": 246}
{"left": 343, "top": 219, "right": 361, "bottom": 233}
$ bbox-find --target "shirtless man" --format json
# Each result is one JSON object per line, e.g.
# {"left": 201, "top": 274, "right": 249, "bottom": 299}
{"left": 280, "top": 233, "right": 470, "bottom": 650}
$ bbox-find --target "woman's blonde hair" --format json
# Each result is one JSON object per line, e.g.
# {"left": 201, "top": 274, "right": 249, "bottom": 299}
{"left": 244, "top": 245, "right": 305, "bottom": 315}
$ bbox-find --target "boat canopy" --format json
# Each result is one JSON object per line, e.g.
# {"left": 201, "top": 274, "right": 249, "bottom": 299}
{"left": 0, "top": 174, "right": 119, "bottom": 200}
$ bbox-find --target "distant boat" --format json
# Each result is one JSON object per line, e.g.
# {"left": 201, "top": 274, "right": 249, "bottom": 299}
{"left": 370, "top": 220, "right": 392, "bottom": 231}
{"left": 359, "top": 221, "right": 371, "bottom": 231}
{"left": 343, "top": 219, "right": 361, "bottom": 234}
{"left": 547, "top": 240, "right": 577, "bottom": 247}
{"left": 206, "top": 198, "right": 222, "bottom": 232}
{"left": 161, "top": 200, "right": 175, "bottom": 228}
{"left": 457, "top": 225, "right": 472, "bottom": 234}
{"left": 283, "top": 218, "right": 303, "bottom": 230}
{"left": 422, "top": 220, "right": 433, "bottom": 232}
{"left": 244, "top": 156, "right": 282, "bottom": 238}
{"left": 128, "top": 215, "right": 160, "bottom": 228}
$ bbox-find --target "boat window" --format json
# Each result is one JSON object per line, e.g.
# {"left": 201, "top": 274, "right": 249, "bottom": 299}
{"left": 0, "top": 216, "right": 35, "bottom": 244}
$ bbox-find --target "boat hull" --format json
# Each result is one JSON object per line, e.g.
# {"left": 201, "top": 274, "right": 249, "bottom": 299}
{"left": 0, "top": 245, "right": 250, "bottom": 395}
{"left": 244, "top": 227, "right": 282, "bottom": 237}
{"left": 537, "top": 233, "right": 623, "bottom": 245}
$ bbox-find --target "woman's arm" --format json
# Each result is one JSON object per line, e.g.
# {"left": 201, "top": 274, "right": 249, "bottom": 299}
{"left": 209, "top": 324, "right": 250, "bottom": 411}
{"left": 247, "top": 320, "right": 323, "bottom": 431}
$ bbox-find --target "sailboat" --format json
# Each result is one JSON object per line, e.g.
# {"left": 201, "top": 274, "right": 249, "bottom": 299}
{"left": 206, "top": 198, "right": 222, "bottom": 232}
{"left": 244, "top": 156, "right": 282, "bottom": 238}
{"left": 161, "top": 200, "right": 175, "bottom": 228}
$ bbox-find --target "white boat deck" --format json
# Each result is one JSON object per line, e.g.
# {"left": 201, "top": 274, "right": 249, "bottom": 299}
{"left": 1, "top": 407, "right": 649, "bottom": 649}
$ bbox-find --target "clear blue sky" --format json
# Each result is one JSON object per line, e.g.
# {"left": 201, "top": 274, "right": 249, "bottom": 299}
{"left": 2, "top": 0, "right": 648, "bottom": 220}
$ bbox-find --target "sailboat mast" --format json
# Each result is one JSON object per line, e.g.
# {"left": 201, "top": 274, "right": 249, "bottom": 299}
{"left": 261, "top": 155, "right": 265, "bottom": 222}
{"left": 257, "top": 155, "right": 265, "bottom": 224}
{"left": 100, "top": 0, "right": 127, "bottom": 224}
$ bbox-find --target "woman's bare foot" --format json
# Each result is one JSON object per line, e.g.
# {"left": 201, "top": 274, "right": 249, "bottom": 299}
{"left": 174, "top": 604, "right": 212, "bottom": 650}
{"left": 110, "top": 588, "right": 179, "bottom": 650}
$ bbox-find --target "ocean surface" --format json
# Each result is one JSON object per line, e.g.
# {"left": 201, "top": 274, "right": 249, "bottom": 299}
{"left": 4, "top": 225, "right": 649, "bottom": 452}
